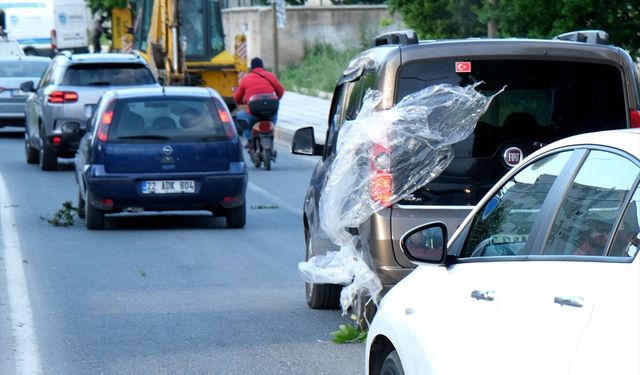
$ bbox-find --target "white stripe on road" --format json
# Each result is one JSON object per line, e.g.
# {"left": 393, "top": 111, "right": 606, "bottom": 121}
{"left": 0, "top": 174, "right": 42, "bottom": 375}
{"left": 247, "top": 181, "right": 303, "bottom": 217}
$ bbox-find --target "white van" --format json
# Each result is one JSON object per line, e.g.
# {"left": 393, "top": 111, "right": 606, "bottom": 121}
{"left": 0, "top": 0, "right": 89, "bottom": 56}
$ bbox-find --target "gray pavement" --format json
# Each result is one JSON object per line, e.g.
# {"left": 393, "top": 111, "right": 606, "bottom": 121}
{"left": 275, "top": 92, "right": 330, "bottom": 144}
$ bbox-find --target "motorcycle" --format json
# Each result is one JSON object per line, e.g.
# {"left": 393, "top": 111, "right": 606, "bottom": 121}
{"left": 238, "top": 93, "right": 279, "bottom": 170}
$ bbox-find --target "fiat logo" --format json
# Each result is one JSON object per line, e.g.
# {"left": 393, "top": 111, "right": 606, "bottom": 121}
{"left": 503, "top": 147, "right": 523, "bottom": 168}
{"left": 162, "top": 145, "right": 173, "bottom": 155}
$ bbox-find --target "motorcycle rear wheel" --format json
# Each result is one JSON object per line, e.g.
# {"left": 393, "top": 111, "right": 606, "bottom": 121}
{"left": 263, "top": 149, "right": 271, "bottom": 170}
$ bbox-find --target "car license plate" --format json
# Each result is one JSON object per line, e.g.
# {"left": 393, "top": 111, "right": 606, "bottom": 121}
{"left": 141, "top": 180, "right": 195, "bottom": 194}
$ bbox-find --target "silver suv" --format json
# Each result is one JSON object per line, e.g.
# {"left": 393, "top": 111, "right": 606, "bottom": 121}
{"left": 292, "top": 30, "right": 640, "bottom": 310}
{"left": 21, "top": 52, "right": 158, "bottom": 170}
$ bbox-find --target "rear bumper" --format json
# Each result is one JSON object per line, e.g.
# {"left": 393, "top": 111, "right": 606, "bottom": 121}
{"left": 84, "top": 165, "right": 248, "bottom": 212}
{"left": 0, "top": 100, "right": 27, "bottom": 126}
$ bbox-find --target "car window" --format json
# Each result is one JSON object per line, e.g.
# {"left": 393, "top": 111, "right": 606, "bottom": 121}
{"left": 110, "top": 97, "right": 226, "bottom": 141}
{"left": 397, "top": 59, "right": 628, "bottom": 208}
{"left": 610, "top": 186, "right": 640, "bottom": 257}
{"left": 460, "top": 150, "right": 573, "bottom": 258}
{"left": 62, "top": 64, "right": 155, "bottom": 86}
{"left": 544, "top": 150, "right": 640, "bottom": 256}
{"left": 324, "top": 83, "right": 349, "bottom": 157}
{"left": 38, "top": 63, "right": 55, "bottom": 89}
{"left": 0, "top": 60, "right": 49, "bottom": 77}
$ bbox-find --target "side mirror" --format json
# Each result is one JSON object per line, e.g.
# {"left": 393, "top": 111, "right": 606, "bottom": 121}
{"left": 20, "top": 81, "right": 35, "bottom": 93}
{"left": 400, "top": 222, "right": 448, "bottom": 263}
{"left": 291, "top": 126, "right": 324, "bottom": 156}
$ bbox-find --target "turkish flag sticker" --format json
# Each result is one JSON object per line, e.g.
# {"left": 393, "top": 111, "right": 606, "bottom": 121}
{"left": 455, "top": 61, "right": 472, "bottom": 73}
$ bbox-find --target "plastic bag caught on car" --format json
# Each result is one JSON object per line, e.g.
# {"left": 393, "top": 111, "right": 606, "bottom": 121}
{"left": 299, "top": 83, "right": 502, "bottom": 314}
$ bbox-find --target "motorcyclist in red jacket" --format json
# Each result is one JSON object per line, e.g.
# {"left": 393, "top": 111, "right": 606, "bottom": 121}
{"left": 234, "top": 57, "right": 285, "bottom": 145}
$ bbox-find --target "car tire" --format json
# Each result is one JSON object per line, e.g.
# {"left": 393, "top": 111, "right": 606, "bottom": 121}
{"left": 226, "top": 203, "right": 246, "bottom": 229}
{"left": 25, "top": 133, "right": 38, "bottom": 164}
{"left": 77, "top": 190, "right": 86, "bottom": 219}
{"left": 380, "top": 350, "right": 404, "bottom": 375}
{"left": 85, "top": 192, "right": 105, "bottom": 230}
{"left": 38, "top": 129, "right": 58, "bottom": 171}
{"left": 305, "top": 229, "right": 341, "bottom": 309}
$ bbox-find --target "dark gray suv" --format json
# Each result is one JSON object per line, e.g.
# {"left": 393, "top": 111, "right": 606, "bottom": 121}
{"left": 21, "top": 52, "right": 158, "bottom": 170}
{"left": 292, "top": 30, "right": 640, "bottom": 310}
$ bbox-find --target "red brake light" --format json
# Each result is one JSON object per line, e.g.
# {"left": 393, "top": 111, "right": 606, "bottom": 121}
{"left": 52, "top": 136, "right": 62, "bottom": 145}
{"left": 369, "top": 143, "right": 393, "bottom": 206}
{"left": 48, "top": 91, "right": 78, "bottom": 103}
{"left": 216, "top": 107, "right": 236, "bottom": 140}
{"left": 96, "top": 100, "right": 117, "bottom": 143}
{"left": 631, "top": 110, "right": 640, "bottom": 129}
{"left": 257, "top": 121, "right": 274, "bottom": 132}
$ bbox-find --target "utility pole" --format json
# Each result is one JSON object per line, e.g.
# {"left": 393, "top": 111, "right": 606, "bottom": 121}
{"left": 272, "top": 1, "right": 279, "bottom": 75}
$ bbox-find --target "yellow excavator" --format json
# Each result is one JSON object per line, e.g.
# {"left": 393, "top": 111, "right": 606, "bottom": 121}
{"left": 114, "top": 0, "right": 246, "bottom": 109}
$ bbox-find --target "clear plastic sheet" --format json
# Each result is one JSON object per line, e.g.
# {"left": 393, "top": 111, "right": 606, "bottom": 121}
{"left": 299, "top": 83, "right": 502, "bottom": 314}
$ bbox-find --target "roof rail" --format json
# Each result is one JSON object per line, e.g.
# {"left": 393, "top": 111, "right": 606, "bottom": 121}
{"left": 373, "top": 30, "right": 418, "bottom": 47}
{"left": 57, "top": 50, "right": 73, "bottom": 59}
{"left": 553, "top": 30, "right": 609, "bottom": 45}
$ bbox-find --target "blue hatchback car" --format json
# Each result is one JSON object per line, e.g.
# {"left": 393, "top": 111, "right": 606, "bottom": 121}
{"left": 75, "top": 86, "right": 248, "bottom": 230}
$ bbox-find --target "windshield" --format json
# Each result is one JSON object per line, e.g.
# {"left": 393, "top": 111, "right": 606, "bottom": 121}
{"left": 396, "top": 58, "right": 627, "bottom": 206}
{"left": 110, "top": 97, "right": 228, "bottom": 141}
{"left": 62, "top": 64, "right": 156, "bottom": 86}
{"left": 0, "top": 60, "right": 49, "bottom": 77}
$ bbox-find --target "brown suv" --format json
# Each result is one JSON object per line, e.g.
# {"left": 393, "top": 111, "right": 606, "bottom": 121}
{"left": 292, "top": 29, "right": 640, "bottom": 309}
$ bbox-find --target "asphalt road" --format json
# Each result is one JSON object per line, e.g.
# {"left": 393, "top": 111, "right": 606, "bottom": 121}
{"left": 0, "top": 98, "right": 365, "bottom": 374}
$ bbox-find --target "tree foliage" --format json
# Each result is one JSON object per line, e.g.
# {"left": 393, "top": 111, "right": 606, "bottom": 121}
{"left": 388, "top": 0, "right": 640, "bottom": 57}
{"left": 86, "top": 0, "right": 127, "bottom": 18}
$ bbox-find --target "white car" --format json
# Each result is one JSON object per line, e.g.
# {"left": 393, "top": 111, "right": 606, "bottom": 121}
{"left": 366, "top": 128, "right": 640, "bottom": 375}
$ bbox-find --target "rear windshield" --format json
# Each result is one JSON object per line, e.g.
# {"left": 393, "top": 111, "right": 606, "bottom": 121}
{"left": 109, "top": 97, "right": 228, "bottom": 142}
{"left": 62, "top": 63, "right": 156, "bottom": 86}
{"left": 0, "top": 60, "right": 50, "bottom": 77}
{"left": 396, "top": 59, "right": 628, "bottom": 206}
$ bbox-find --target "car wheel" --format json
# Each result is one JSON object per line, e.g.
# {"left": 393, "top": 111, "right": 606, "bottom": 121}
{"left": 38, "top": 129, "right": 57, "bottom": 171}
{"left": 25, "top": 132, "right": 38, "bottom": 164}
{"left": 305, "top": 229, "right": 341, "bottom": 309}
{"left": 263, "top": 149, "right": 271, "bottom": 170}
{"left": 77, "top": 190, "right": 86, "bottom": 219}
{"left": 380, "top": 350, "right": 404, "bottom": 375}
{"left": 85, "top": 192, "right": 104, "bottom": 230}
{"left": 226, "top": 203, "right": 246, "bottom": 229}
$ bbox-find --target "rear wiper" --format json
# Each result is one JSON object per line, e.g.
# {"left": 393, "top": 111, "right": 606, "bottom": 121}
{"left": 88, "top": 81, "right": 111, "bottom": 86}
{"left": 117, "top": 135, "right": 170, "bottom": 140}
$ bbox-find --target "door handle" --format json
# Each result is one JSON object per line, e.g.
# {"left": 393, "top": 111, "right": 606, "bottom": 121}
{"left": 471, "top": 290, "right": 495, "bottom": 301}
{"left": 553, "top": 296, "right": 584, "bottom": 308}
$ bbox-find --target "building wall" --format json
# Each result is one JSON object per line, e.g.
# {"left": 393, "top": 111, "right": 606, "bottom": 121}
{"left": 222, "top": 5, "right": 404, "bottom": 71}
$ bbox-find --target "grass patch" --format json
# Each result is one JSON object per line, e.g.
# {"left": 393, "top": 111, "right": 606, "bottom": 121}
{"left": 279, "top": 43, "right": 363, "bottom": 95}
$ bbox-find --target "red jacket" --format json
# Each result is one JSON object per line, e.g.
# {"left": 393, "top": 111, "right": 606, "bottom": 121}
{"left": 234, "top": 68, "right": 285, "bottom": 105}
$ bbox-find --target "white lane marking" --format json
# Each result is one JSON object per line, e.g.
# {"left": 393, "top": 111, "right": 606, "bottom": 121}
{"left": 247, "top": 181, "right": 303, "bottom": 217}
{"left": 0, "top": 174, "right": 42, "bottom": 375}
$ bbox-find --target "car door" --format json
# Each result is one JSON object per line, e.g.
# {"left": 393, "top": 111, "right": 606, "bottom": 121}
{"left": 408, "top": 150, "right": 576, "bottom": 375}
{"left": 493, "top": 148, "right": 640, "bottom": 375}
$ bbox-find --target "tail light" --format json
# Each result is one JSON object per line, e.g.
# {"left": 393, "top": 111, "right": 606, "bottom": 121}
{"left": 48, "top": 91, "right": 78, "bottom": 103}
{"left": 213, "top": 101, "right": 236, "bottom": 140}
{"left": 96, "top": 100, "right": 117, "bottom": 142}
{"left": 254, "top": 121, "right": 274, "bottom": 133}
{"left": 370, "top": 143, "right": 393, "bottom": 206}
{"left": 631, "top": 110, "right": 640, "bottom": 129}
{"left": 51, "top": 29, "right": 57, "bottom": 51}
